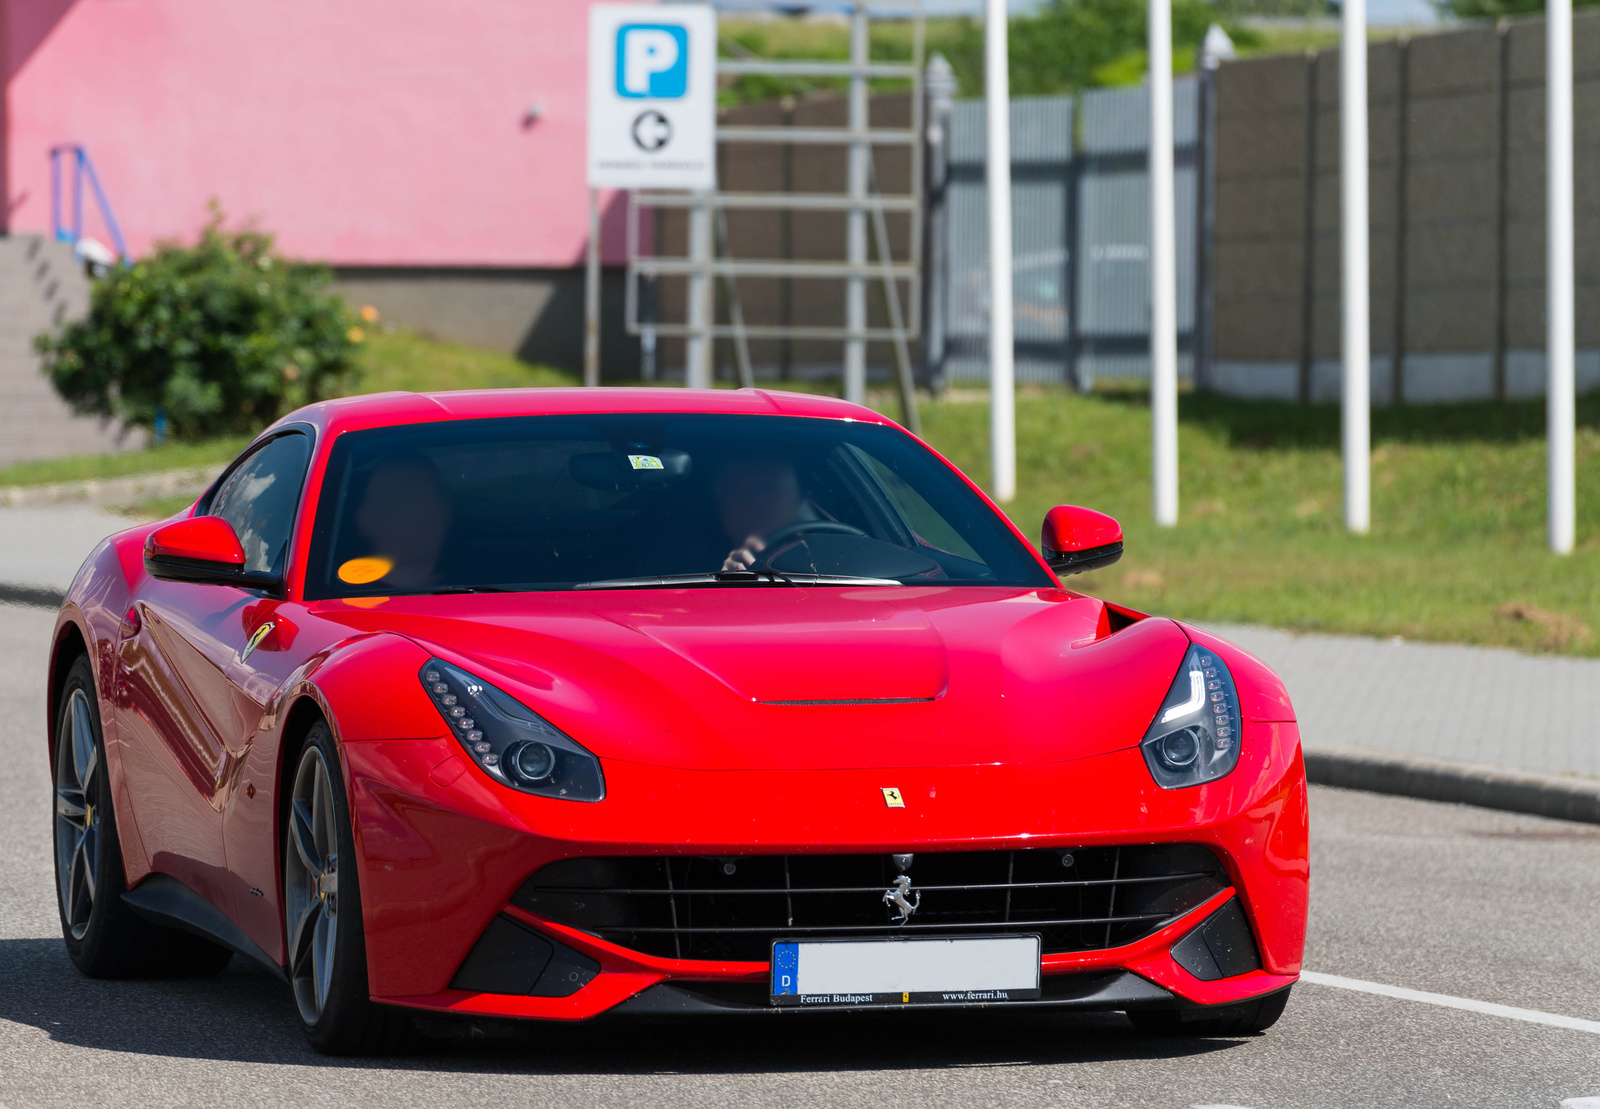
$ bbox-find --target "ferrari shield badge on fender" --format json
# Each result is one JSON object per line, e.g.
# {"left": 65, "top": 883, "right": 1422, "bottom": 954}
{"left": 240, "top": 622, "right": 273, "bottom": 664}
{"left": 881, "top": 787, "right": 905, "bottom": 808}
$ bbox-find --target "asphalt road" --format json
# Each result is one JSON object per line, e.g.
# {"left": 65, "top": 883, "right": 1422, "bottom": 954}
{"left": 3, "top": 602, "right": 1598, "bottom": 1109}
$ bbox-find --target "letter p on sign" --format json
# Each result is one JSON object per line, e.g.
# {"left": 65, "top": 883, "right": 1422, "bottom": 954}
{"left": 617, "top": 24, "right": 687, "bottom": 98}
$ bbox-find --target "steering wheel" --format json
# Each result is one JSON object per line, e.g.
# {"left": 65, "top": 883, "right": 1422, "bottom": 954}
{"left": 760, "top": 520, "right": 868, "bottom": 549}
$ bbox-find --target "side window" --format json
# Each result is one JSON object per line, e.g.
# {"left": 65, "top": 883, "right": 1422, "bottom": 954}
{"left": 210, "top": 434, "right": 313, "bottom": 574}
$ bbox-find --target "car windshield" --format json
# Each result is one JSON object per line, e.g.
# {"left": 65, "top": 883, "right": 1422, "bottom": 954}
{"left": 303, "top": 413, "right": 1052, "bottom": 598}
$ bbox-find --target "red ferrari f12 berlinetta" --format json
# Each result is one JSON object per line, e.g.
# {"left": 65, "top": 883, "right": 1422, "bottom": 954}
{"left": 47, "top": 388, "right": 1307, "bottom": 1053}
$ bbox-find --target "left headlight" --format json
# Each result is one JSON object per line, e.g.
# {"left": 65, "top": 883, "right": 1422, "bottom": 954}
{"left": 1140, "top": 643, "right": 1242, "bottom": 789}
{"left": 419, "top": 658, "right": 605, "bottom": 802}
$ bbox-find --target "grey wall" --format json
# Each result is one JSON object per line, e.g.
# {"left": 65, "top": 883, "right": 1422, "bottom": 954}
{"left": 1213, "top": 10, "right": 1600, "bottom": 403}
{"left": 332, "top": 266, "right": 640, "bottom": 382}
{"left": 0, "top": 236, "right": 144, "bottom": 466}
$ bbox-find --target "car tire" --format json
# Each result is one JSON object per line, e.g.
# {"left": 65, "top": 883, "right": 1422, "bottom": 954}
{"left": 53, "top": 654, "right": 234, "bottom": 979}
{"left": 283, "top": 721, "right": 411, "bottom": 1055}
{"left": 1125, "top": 987, "right": 1291, "bottom": 1037}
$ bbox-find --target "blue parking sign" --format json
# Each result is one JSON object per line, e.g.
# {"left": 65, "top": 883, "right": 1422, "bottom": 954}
{"left": 616, "top": 24, "right": 689, "bottom": 99}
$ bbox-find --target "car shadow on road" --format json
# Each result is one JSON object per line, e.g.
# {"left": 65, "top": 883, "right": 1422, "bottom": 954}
{"left": 0, "top": 938, "right": 1249, "bottom": 1073}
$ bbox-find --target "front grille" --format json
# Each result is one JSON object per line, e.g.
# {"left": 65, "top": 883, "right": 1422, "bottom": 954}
{"left": 512, "top": 845, "right": 1227, "bottom": 962}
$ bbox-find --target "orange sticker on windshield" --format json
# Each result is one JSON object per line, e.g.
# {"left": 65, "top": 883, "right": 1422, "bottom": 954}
{"left": 338, "top": 556, "right": 394, "bottom": 585}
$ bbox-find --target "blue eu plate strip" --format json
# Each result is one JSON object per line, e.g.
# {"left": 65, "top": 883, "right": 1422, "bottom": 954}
{"left": 772, "top": 943, "right": 799, "bottom": 995}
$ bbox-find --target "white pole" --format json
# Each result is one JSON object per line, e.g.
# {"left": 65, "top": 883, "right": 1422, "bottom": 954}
{"left": 1341, "top": 0, "right": 1370, "bottom": 533}
{"left": 1149, "top": 0, "right": 1178, "bottom": 526}
{"left": 985, "top": 0, "right": 1015, "bottom": 503}
{"left": 845, "top": 7, "right": 869, "bottom": 406}
{"left": 686, "top": 195, "right": 712, "bottom": 390}
{"left": 1548, "top": 0, "right": 1576, "bottom": 554}
{"left": 584, "top": 188, "right": 601, "bottom": 387}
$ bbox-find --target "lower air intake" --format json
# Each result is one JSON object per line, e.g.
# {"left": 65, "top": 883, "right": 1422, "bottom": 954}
{"left": 512, "top": 845, "right": 1227, "bottom": 963}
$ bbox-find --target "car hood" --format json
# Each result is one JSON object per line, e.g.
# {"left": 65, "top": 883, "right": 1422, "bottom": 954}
{"left": 317, "top": 586, "right": 1191, "bottom": 771}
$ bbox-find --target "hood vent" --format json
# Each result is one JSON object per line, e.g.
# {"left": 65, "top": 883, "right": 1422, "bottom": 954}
{"left": 758, "top": 697, "right": 936, "bottom": 706}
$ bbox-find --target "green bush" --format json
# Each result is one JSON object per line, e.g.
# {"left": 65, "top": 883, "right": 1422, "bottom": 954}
{"left": 717, "top": 4, "right": 1266, "bottom": 108}
{"left": 1434, "top": 0, "right": 1597, "bottom": 17}
{"left": 942, "top": 0, "right": 1262, "bottom": 98}
{"left": 36, "top": 211, "right": 360, "bottom": 441}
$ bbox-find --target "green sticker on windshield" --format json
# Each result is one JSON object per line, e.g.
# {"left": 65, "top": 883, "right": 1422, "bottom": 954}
{"left": 628, "top": 454, "right": 664, "bottom": 470}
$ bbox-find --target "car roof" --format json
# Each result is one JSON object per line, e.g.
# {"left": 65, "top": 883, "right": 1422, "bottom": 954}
{"left": 265, "top": 388, "right": 903, "bottom": 441}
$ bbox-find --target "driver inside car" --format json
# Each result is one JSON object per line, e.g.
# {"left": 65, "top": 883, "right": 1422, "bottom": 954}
{"left": 353, "top": 453, "right": 453, "bottom": 590}
{"left": 715, "top": 455, "right": 822, "bottom": 572}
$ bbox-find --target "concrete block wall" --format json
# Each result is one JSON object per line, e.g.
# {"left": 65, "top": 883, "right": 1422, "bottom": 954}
{"left": 0, "top": 236, "right": 142, "bottom": 466}
{"left": 1212, "top": 11, "right": 1600, "bottom": 403}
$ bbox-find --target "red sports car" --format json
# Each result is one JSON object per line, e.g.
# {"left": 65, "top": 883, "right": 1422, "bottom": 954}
{"left": 47, "top": 388, "right": 1307, "bottom": 1054}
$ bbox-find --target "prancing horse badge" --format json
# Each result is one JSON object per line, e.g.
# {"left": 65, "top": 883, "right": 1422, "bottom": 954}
{"left": 240, "top": 622, "right": 273, "bottom": 664}
{"left": 881, "top": 787, "right": 905, "bottom": 808}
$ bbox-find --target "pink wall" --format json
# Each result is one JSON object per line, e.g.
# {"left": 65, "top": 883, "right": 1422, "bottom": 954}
{"left": 5, "top": 0, "right": 629, "bottom": 266}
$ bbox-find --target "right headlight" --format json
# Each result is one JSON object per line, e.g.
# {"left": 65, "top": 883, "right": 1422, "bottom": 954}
{"left": 419, "top": 658, "right": 605, "bottom": 802}
{"left": 1140, "top": 642, "right": 1242, "bottom": 789}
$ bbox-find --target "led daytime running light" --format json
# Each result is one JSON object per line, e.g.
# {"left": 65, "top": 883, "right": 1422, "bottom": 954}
{"left": 1140, "top": 643, "right": 1243, "bottom": 790}
{"left": 419, "top": 658, "right": 605, "bottom": 802}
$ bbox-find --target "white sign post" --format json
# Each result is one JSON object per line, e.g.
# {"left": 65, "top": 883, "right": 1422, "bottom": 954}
{"left": 1341, "top": 0, "right": 1370, "bottom": 535}
{"left": 1149, "top": 0, "right": 1178, "bottom": 527}
{"left": 985, "top": 0, "right": 1015, "bottom": 504}
{"left": 1548, "top": 0, "right": 1576, "bottom": 553}
{"left": 587, "top": 3, "right": 716, "bottom": 385}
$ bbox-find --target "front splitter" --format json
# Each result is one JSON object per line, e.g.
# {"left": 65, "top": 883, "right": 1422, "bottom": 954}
{"left": 608, "top": 968, "right": 1175, "bottom": 1016}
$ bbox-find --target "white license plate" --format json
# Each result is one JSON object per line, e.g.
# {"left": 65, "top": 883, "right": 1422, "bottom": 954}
{"left": 770, "top": 935, "right": 1041, "bottom": 1007}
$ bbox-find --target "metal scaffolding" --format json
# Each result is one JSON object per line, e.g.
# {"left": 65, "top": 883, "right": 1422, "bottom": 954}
{"left": 625, "top": 0, "right": 925, "bottom": 432}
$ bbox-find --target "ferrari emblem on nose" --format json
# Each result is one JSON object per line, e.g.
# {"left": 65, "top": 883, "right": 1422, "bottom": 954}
{"left": 881, "top": 787, "right": 905, "bottom": 808}
{"left": 884, "top": 875, "right": 921, "bottom": 923}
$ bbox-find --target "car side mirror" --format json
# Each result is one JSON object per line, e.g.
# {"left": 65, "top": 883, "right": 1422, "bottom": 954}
{"left": 1041, "top": 505, "right": 1124, "bottom": 575}
{"left": 144, "top": 517, "right": 280, "bottom": 592}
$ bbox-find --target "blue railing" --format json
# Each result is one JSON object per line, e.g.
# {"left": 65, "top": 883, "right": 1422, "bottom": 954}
{"left": 49, "top": 144, "right": 129, "bottom": 263}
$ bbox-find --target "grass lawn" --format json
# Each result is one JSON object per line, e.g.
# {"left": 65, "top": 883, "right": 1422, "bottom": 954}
{"left": 0, "top": 436, "right": 256, "bottom": 489}
{"left": 903, "top": 387, "right": 1600, "bottom": 657}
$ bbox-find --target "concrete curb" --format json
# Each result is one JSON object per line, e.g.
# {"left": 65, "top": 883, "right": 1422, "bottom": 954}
{"left": 0, "top": 466, "right": 219, "bottom": 509}
{"left": 1305, "top": 744, "right": 1600, "bottom": 825}
{"left": 0, "top": 582, "right": 65, "bottom": 609}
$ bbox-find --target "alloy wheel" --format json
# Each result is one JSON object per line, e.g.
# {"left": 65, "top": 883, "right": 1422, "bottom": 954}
{"left": 285, "top": 745, "right": 340, "bottom": 1026}
{"left": 54, "top": 689, "right": 100, "bottom": 940}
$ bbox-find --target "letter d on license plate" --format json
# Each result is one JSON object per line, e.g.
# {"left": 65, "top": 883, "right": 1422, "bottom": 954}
{"left": 771, "top": 935, "right": 1041, "bottom": 1007}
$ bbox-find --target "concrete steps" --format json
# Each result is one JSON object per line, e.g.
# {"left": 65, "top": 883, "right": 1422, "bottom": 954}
{"left": 0, "top": 235, "right": 142, "bottom": 465}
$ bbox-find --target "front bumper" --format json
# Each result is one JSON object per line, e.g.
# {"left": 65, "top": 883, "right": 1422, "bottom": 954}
{"left": 342, "top": 720, "right": 1307, "bottom": 1021}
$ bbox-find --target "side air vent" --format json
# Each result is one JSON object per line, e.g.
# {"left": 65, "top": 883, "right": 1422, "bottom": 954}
{"left": 451, "top": 914, "right": 599, "bottom": 997}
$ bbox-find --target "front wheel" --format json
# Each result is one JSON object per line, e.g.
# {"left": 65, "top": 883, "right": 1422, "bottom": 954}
{"left": 283, "top": 722, "right": 410, "bottom": 1055}
{"left": 53, "top": 654, "right": 232, "bottom": 978}
{"left": 1125, "top": 987, "right": 1291, "bottom": 1037}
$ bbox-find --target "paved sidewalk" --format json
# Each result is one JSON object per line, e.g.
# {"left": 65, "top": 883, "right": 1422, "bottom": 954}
{"left": 0, "top": 504, "right": 135, "bottom": 594}
{"left": 1206, "top": 624, "right": 1600, "bottom": 782}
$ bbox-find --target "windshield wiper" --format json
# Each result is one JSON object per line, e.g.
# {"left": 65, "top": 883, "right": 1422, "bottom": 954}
{"left": 419, "top": 585, "right": 513, "bottom": 595}
{"left": 572, "top": 572, "right": 902, "bottom": 590}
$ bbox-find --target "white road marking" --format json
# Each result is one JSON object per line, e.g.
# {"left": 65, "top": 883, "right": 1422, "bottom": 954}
{"left": 1302, "top": 971, "right": 1600, "bottom": 1036}
{"left": 1559, "top": 1099, "right": 1600, "bottom": 1108}
{"left": 1191, "top": 1104, "right": 1257, "bottom": 1109}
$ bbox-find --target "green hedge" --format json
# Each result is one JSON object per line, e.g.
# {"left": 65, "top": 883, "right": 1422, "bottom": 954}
{"left": 36, "top": 211, "right": 360, "bottom": 441}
